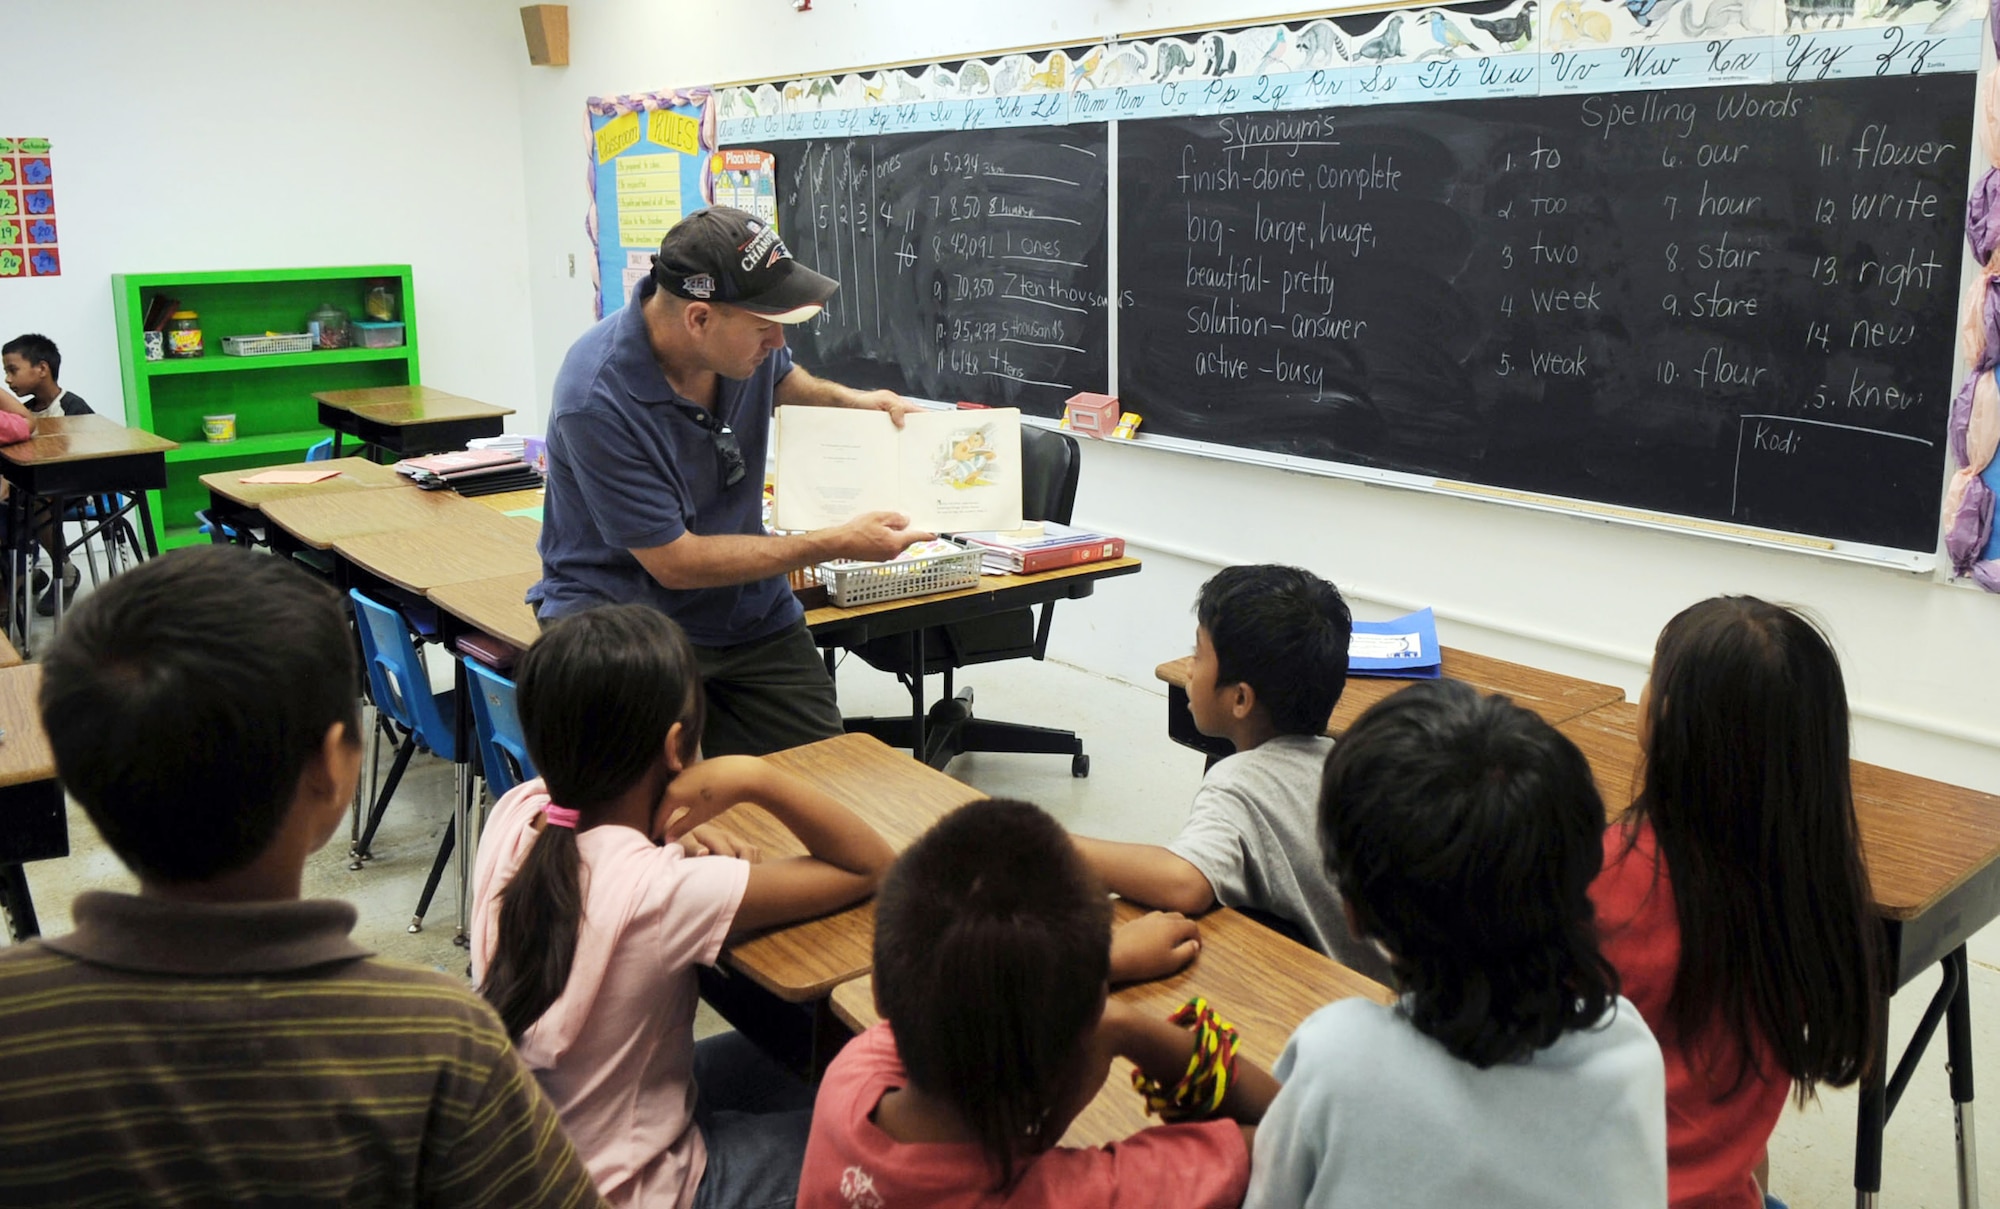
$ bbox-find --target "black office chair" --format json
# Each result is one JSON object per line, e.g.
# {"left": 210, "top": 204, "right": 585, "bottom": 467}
{"left": 837, "top": 426, "right": 1092, "bottom": 776}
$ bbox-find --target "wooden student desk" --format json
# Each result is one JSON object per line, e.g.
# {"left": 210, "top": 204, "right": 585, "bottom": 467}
{"left": 0, "top": 664, "right": 65, "bottom": 943}
{"left": 200, "top": 457, "right": 413, "bottom": 545}
{"left": 0, "top": 416, "right": 178, "bottom": 653}
{"left": 332, "top": 517, "right": 539, "bottom": 595}
{"left": 201, "top": 457, "right": 407, "bottom": 510}
{"left": 831, "top": 900, "right": 1393, "bottom": 1147}
{"left": 472, "top": 487, "right": 544, "bottom": 516}
{"left": 1555, "top": 701, "right": 2000, "bottom": 1205}
{"left": 314, "top": 386, "right": 514, "bottom": 460}
{"left": 201, "top": 455, "right": 406, "bottom": 509}
{"left": 430, "top": 570, "right": 542, "bottom": 651}
{"left": 717, "top": 732, "right": 986, "bottom": 1001}
{"left": 260, "top": 486, "right": 497, "bottom": 552}
{"left": 1156, "top": 646, "right": 1626, "bottom": 761}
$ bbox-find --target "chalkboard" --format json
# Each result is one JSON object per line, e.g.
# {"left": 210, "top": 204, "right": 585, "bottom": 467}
{"left": 1118, "top": 76, "right": 1973, "bottom": 552}
{"left": 767, "top": 126, "right": 1111, "bottom": 419}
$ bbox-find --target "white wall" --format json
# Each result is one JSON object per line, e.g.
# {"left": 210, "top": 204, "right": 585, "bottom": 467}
{"left": 3, "top": 0, "right": 538, "bottom": 420}
{"left": 514, "top": 0, "right": 2000, "bottom": 793}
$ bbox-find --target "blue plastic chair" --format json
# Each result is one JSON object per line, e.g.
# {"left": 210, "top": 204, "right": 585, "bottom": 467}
{"left": 407, "top": 658, "right": 528, "bottom": 933}
{"left": 305, "top": 437, "right": 334, "bottom": 462}
{"left": 412, "top": 659, "right": 534, "bottom": 936}
{"left": 70, "top": 494, "right": 142, "bottom": 573}
{"left": 464, "top": 659, "right": 534, "bottom": 798}
{"left": 349, "top": 590, "right": 464, "bottom": 931}
{"left": 194, "top": 508, "right": 250, "bottom": 546}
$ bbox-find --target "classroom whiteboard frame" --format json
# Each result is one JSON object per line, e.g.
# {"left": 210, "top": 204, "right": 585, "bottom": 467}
{"left": 715, "top": 6, "right": 1978, "bottom": 575}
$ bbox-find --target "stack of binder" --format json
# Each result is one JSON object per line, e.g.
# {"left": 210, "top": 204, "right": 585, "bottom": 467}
{"left": 395, "top": 448, "right": 544, "bottom": 497}
{"left": 954, "top": 521, "right": 1127, "bottom": 575}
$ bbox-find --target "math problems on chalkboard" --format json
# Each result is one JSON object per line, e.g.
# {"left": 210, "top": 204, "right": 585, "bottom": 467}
{"left": 766, "top": 126, "right": 1111, "bottom": 418}
{"left": 1118, "top": 75, "right": 1972, "bottom": 552}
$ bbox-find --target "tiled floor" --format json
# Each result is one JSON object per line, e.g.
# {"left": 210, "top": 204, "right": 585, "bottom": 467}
{"left": 12, "top": 644, "right": 1995, "bottom": 1207}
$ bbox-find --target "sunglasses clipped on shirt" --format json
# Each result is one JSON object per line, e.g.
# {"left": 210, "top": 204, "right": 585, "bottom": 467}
{"left": 674, "top": 404, "right": 747, "bottom": 488}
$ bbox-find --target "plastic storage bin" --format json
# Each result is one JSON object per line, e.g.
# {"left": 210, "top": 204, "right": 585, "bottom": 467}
{"left": 816, "top": 541, "right": 984, "bottom": 607}
{"left": 222, "top": 333, "right": 313, "bottom": 356}
{"left": 351, "top": 320, "right": 405, "bottom": 349}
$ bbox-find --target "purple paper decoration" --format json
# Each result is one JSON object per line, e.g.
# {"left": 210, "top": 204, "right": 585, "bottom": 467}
{"left": 1949, "top": 56, "right": 2000, "bottom": 588}
{"left": 1959, "top": 272, "right": 2000, "bottom": 370}
{"left": 1951, "top": 374, "right": 1978, "bottom": 464}
{"left": 1947, "top": 475, "right": 1995, "bottom": 574}
{"left": 1945, "top": 369, "right": 2000, "bottom": 581}
{"left": 1970, "top": 170, "right": 2000, "bottom": 261}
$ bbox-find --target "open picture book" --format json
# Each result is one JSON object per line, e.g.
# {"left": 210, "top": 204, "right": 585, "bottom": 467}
{"left": 773, "top": 405, "right": 1023, "bottom": 533}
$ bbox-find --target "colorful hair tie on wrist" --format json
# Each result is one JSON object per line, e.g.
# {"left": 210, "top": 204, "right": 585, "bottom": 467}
{"left": 543, "top": 805, "right": 582, "bottom": 830}
{"left": 1130, "top": 996, "right": 1242, "bottom": 1121}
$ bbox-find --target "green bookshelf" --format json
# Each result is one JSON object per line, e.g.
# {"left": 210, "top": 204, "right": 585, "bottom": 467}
{"left": 113, "top": 265, "right": 420, "bottom": 549}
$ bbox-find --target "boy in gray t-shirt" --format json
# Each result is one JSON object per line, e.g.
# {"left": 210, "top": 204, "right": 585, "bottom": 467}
{"left": 1074, "top": 564, "right": 1390, "bottom": 982}
{"left": 1246, "top": 679, "right": 1665, "bottom": 1209}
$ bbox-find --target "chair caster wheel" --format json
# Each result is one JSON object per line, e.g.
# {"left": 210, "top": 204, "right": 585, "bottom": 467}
{"left": 1072, "top": 754, "right": 1090, "bottom": 778}
{"left": 408, "top": 917, "right": 424, "bottom": 934}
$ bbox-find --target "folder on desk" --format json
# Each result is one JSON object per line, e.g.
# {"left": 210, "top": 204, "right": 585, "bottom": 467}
{"left": 396, "top": 448, "right": 542, "bottom": 496}
{"left": 395, "top": 449, "right": 520, "bottom": 478}
{"left": 1349, "top": 608, "right": 1442, "bottom": 679}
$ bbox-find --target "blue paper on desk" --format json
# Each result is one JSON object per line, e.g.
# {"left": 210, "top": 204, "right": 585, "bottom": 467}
{"left": 1348, "top": 608, "right": 1442, "bottom": 679}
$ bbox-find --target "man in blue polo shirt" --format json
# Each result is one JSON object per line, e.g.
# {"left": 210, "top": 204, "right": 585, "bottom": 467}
{"left": 530, "top": 207, "right": 932, "bottom": 757}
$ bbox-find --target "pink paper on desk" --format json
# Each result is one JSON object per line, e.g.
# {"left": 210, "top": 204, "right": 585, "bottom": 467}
{"left": 241, "top": 468, "right": 343, "bottom": 485}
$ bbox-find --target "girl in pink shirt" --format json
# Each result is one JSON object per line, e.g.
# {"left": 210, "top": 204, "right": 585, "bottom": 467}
{"left": 799, "top": 798, "right": 1279, "bottom": 1209}
{"left": 472, "top": 604, "right": 894, "bottom": 1209}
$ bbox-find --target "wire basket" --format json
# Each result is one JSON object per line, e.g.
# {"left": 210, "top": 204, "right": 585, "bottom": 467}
{"left": 221, "top": 333, "right": 313, "bottom": 357}
{"left": 817, "top": 541, "right": 985, "bottom": 607}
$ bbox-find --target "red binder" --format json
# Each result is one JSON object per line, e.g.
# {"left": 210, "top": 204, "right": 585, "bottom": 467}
{"left": 1013, "top": 536, "right": 1127, "bottom": 574}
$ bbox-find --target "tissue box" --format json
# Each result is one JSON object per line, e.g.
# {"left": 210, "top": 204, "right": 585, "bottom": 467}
{"left": 1064, "top": 392, "right": 1120, "bottom": 437}
{"left": 523, "top": 436, "right": 548, "bottom": 476}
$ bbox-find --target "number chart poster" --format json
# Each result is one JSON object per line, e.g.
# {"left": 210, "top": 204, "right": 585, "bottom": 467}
{"left": 0, "top": 138, "right": 58, "bottom": 278}
{"left": 587, "top": 90, "right": 716, "bottom": 317}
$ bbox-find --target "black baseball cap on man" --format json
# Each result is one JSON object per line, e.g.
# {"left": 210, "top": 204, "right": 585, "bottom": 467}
{"left": 651, "top": 206, "right": 839, "bottom": 323}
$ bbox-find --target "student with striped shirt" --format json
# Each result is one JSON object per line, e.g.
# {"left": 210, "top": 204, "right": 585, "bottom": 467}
{"left": 0, "top": 546, "right": 605, "bottom": 1209}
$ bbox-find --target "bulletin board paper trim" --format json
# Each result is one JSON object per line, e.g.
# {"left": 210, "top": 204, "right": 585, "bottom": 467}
{"left": 585, "top": 89, "right": 717, "bottom": 319}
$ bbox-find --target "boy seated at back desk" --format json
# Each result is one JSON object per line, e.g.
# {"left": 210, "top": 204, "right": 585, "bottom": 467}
{"left": 1072, "top": 564, "right": 1392, "bottom": 983}
{"left": 0, "top": 546, "right": 602, "bottom": 1208}
{"left": 2, "top": 333, "right": 94, "bottom": 614}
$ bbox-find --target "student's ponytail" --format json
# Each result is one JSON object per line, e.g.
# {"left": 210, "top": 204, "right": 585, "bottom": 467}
{"left": 484, "top": 818, "right": 584, "bottom": 1039}
{"left": 476, "top": 603, "right": 705, "bottom": 1040}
